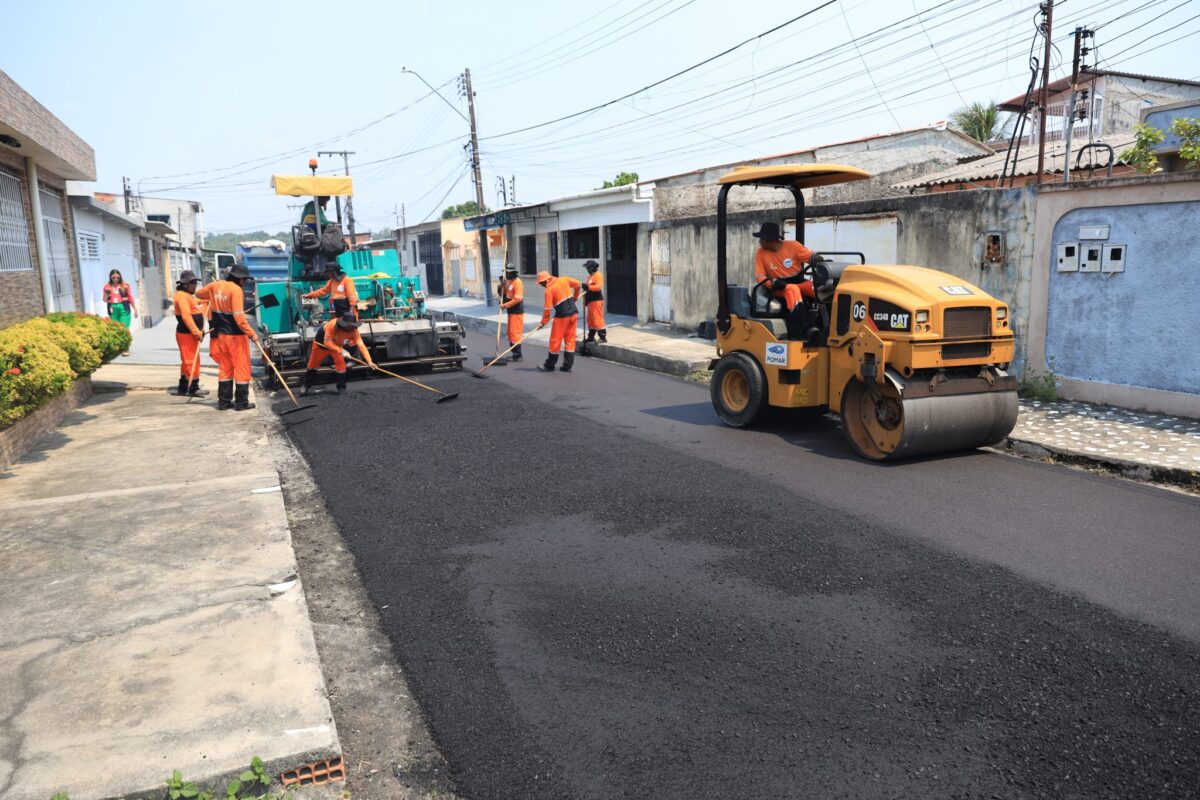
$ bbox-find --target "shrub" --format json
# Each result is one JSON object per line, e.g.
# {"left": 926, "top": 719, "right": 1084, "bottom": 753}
{"left": 44, "top": 312, "right": 130, "bottom": 362}
{"left": 20, "top": 318, "right": 100, "bottom": 376}
{"left": 0, "top": 330, "right": 73, "bottom": 428}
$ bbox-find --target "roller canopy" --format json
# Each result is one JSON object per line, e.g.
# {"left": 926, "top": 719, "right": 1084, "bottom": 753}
{"left": 717, "top": 163, "right": 871, "bottom": 189}
{"left": 272, "top": 175, "right": 353, "bottom": 197}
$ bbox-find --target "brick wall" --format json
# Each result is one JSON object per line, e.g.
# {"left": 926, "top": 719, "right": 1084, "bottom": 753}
{"left": 0, "top": 146, "right": 47, "bottom": 328}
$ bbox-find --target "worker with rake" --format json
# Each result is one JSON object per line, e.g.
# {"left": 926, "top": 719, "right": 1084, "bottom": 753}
{"left": 499, "top": 265, "right": 525, "bottom": 362}
{"left": 195, "top": 263, "right": 258, "bottom": 411}
{"left": 535, "top": 271, "right": 582, "bottom": 373}
{"left": 303, "top": 312, "right": 375, "bottom": 396}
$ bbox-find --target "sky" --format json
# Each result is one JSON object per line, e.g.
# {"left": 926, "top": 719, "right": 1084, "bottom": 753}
{"left": 4, "top": 0, "right": 1199, "bottom": 235}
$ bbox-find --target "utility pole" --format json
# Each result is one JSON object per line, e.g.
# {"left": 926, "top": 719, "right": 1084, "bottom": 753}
{"left": 1062, "top": 26, "right": 1093, "bottom": 184}
{"left": 463, "top": 67, "right": 494, "bottom": 306}
{"left": 1035, "top": 0, "right": 1055, "bottom": 184}
{"left": 318, "top": 150, "right": 357, "bottom": 243}
{"left": 509, "top": 175, "right": 516, "bottom": 206}
{"left": 123, "top": 176, "right": 132, "bottom": 214}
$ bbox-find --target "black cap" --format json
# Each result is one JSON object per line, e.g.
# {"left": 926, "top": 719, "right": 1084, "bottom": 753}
{"left": 227, "top": 263, "right": 251, "bottom": 280}
{"left": 583, "top": 260, "right": 599, "bottom": 271}
{"left": 504, "top": 265, "right": 518, "bottom": 276}
{"left": 335, "top": 312, "right": 360, "bottom": 329}
{"left": 177, "top": 270, "right": 199, "bottom": 285}
{"left": 752, "top": 222, "right": 783, "bottom": 241}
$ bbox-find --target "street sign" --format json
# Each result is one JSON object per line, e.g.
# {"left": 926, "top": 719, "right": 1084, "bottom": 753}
{"left": 464, "top": 211, "right": 510, "bottom": 231}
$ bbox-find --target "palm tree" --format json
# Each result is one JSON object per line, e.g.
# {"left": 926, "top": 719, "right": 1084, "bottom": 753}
{"left": 950, "top": 102, "right": 1013, "bottom": 144}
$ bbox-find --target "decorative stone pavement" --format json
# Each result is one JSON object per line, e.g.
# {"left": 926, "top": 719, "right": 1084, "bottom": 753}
{"left": 1009, "top": 399, "right": 1200, "bottom": 488}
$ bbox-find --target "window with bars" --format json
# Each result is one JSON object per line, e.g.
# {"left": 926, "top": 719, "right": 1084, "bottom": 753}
{"left": 0, "top": 167, "right": 32, "bottom": 273}
{"left": 78, "top": 231, "right": 102, "bottom": 261}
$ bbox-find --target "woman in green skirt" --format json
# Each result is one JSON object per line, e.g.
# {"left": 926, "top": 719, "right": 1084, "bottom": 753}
{"left": 103, "top": 269, "right": 137, "bottom": 354}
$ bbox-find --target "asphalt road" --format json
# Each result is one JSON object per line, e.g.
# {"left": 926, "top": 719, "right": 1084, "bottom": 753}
{"left": 283, "top": 331, "right": 1200, "bottom": 800}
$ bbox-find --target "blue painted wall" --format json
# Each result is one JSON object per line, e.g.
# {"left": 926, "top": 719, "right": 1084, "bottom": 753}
{"left": 1047, "top": 202, "right": 1200, "bottom": 394}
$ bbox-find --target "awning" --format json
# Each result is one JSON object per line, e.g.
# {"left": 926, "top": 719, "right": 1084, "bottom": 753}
{"left": 717, "top": 163, "right": 872, "bottom": 189}
{"left": 272, "top": 175, "right": 353, "bottom": 197}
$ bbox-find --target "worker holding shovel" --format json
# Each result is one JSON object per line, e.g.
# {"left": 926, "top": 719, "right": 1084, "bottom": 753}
{"left": 500, "top": 265, "right": 525, "bottom": 362}
{"left": 582, "top": 260, "right": 607, "bottom": 344}
{"left": 171, "top": 270, "right": 207, "bottom": 397}
{"left": 303, "top": 312, "right": 375, "bottom": 396}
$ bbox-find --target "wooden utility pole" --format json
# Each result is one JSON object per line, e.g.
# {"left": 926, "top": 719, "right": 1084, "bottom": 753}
{"left": 1035, "top": 0, "right": 1055, "bottom": 183}
{"left": 464, "top": 68, "right": 494, "bottom": 305}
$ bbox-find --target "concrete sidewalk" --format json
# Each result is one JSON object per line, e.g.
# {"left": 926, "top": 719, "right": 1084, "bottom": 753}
{"left": 0, "top": 363, "right": 338, "bottom": 799}
{"left": 429, "top": 295, "right": 1199, "bottom": 487}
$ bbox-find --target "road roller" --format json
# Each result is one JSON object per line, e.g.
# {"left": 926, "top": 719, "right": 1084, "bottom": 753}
{"left": 709, "top": 164, "right": 1019, "bottom": 460}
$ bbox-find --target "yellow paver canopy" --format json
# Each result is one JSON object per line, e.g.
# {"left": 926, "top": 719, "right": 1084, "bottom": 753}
{"left": 717, "top": 163, "right": 871, "bottom": 189}
{"left": 272, "top": 175, "right": 353, "bottom": 197}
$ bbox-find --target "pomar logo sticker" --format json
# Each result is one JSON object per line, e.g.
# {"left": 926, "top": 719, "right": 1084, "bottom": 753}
{"left": 765, "top": 343, "right": 788, "bottom": 366}
{"left": 940, "top": 285, "right": 972, "bottom": 296}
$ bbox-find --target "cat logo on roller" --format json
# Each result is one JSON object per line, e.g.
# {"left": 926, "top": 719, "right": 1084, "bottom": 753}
{"left": 709, "top": 163, "right": 1018, "bottom": 460}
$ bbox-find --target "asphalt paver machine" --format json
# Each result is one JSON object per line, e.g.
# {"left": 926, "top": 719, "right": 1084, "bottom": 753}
{"left": 255, "top": 174, "right": 466, "bottom": 382}
{"left": 710, "top": 164, "right": 1019, "bottom": 460}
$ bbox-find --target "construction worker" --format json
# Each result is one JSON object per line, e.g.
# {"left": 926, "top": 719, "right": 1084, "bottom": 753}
{"left": 301, "top": 196, "right": 330, "bottom": 231}
{"left": 302, "top": 312, "right": 375, "bottom": 396}
{"left": 303, "top": 264, "right": 359, "bottom": 318}
{"left": 195, "top": 263, "right": 258, "bottom": 411}
{"left": 499, "top": 265, "right": 525, "bottom": 361}
{"left": 172, "top": 270, "right": 207, "bottom": 397}
{"left": 535, "top": 271, "right": 582, "bottom": 373}
{"left": 752, "top": 221, "right": 817, "bottom": 312}
{"left": 582, "top": 259, "right": 606, "bottom": 343}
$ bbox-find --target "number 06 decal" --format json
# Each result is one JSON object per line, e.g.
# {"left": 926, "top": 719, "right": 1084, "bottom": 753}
{"left": 852, "top": 301, "right": 867, "bottom": 321}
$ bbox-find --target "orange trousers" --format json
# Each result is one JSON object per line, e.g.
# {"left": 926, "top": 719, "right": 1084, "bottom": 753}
{"left": 549, "top": 315, "right": 577, "bottom": 354}
{"left": 586, "top": 301, "right": 605, "bottom": 331}
{"left": 506, "top": 313, "right": 524, "bottom": 344}
{"left": 211, "top": 335, "right": 252, "bottom": 383}
{"left": 307, "top": 344, "right": 347, "bottom": 372}
{"left": 176, "top": 332, "right": 201, "bottom": 379}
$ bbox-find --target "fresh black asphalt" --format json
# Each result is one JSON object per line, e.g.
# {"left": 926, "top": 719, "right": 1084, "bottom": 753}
{"left": 283, "top": 336, "right": 1200, "bottom": 799}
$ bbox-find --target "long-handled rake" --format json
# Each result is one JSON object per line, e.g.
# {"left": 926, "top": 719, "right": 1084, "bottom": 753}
{"left": 472, "top": 327, "right": 540, "bottom": 379}
{"left": 320, "top": 342, "right": 460, "bottom": 404}
{"left": 253, "top": 338, "right": 318, "bottom": 416}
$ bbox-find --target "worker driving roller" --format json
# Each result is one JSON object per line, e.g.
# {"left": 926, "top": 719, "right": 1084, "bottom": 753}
{"left": 195, "top": 263, "right": 258, "bottom": 411}
{"left": 303, "top": 312, "right": 375, "bottom": 396}
{"left": 301, "top": 196, "right": 330, "bottom": 231}
{"left": 752, "top": 221, "right": 822, "bottom": 340}
{"left": 500, "top": 265, "right": 525, "bottom": 362}
{"left": 303, "top": 264, "right": 359, "bottom": 318}
{"left": 535, "top": 270, "right": 582, "bottom": 373}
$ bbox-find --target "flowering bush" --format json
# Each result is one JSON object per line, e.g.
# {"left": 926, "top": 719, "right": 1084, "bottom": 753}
{"left": 0, "top": 313, "right": 130, "bottom": 429}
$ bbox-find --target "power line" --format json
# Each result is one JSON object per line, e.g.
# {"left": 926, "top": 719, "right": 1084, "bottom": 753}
{"left": 838, "top": 0, "right": 904, "bottom": 129}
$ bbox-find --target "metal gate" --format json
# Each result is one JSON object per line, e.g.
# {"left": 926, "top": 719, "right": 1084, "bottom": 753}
{"left": 39, "top": 188, "right": 75, "bottom": 312}
{"left": 520, "top": 234, "right": 537, "bottom": 275}
{"left": 418, "top": 230, "right": 444, "bottom": 295}
{"left": 604, "top": 223, "right": 638, "bottom": 317}
{"left": 548, "top": 232, "right": 559, "bottom": 277}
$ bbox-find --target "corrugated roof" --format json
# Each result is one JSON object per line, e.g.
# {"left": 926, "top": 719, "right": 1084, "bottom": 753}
{"left": 893, "top": 132, "right": 1135, "bottom": 189}
{"left": 998, "top": 70, "right": 1200, "bottom": 110}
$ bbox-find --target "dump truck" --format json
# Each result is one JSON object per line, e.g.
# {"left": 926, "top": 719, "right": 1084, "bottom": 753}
{"left": 254, "top": 173, "right": 466, "bottom": 383}
{"left": 710, "top": 164, "right": 1018, "bottom": 460}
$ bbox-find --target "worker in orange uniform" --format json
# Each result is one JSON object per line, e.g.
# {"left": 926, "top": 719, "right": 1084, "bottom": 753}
{"left": 302, "top": 312, "right": 375, "bottom": 396}
{"left": 582, "top": 259, "right": 606, "bottom": 344}
{"left": 195, "top": 263, "right": 258, "bottom": 411}
{"left": 499, "top": 265, "right": 525, "bottom": 362}
{"left": 534, "top": 271, "right": 582, "bottom": 373}
{"left": 172, "top": 270, "right": 207, "bottom": 397}
{"left": 752, "top": 222, "right": 822, "bottom": 340}
{"left": 303, "top": 264, "right": 359, "bottom": 318}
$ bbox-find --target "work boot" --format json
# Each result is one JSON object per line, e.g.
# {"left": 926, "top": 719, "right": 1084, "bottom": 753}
{"left": 598, "top": 329, "right": 607, "bottom": 343}
{"left": 187, "top": 379, "right": 207, "bottom": 397}
{"left": 585, "top": 330, "right": 596, "bottom": 343}
{"left": 175, "top": 376, "right": 189, "bottom": 395}
{"left": 300, "top": 369, "right": 318, "bottom": 396}
{"left": 560, "top": 351, "right": 575, "bottom": 372}
{"left": 233, "top": 383, "right": 256, "bottom": 411}
{"left": 537, "top": 353, "right": 559, "bottom": 372}
{"left": 216, "top": 380, "right": 234, "bottom": 410}
{"left": 336, "top": 372, "right": 348, "bottom": 395}
{"left": 511, "top": 344, "right": 523, "bottom": 362}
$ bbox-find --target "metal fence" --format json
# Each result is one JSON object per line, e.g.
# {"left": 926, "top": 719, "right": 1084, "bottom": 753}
{"left": 0, "top": 166, "right": 32, "bottom": 273}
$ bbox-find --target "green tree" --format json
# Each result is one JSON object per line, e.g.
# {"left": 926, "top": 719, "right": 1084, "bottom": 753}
{"left": 596, "top": 171, "right": 639, "bottom": 190}
{"left": 949, "top": 102, "right": 1012, "bottom": 144}
{"left": 1120, "top": 122, "right": 1166, "bottom": 175}
{"left": 441, "top": 200, "right": 489, "bottom": 219}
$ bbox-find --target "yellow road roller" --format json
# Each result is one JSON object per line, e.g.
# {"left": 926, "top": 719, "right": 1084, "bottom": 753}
{"left": 710, "top": 164, "right": 1019, "bottom": 460}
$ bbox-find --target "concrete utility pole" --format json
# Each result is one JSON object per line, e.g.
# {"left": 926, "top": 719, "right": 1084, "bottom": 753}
{"left": 123, "top": 176, "right": 132, "bottom": 215}
{"left": 1035, "top": 0, "right": 1055, "bottom": 183}
{"left": 1062, "top": 26, "right": 1092, "bottom": 184}
{"left": 318, "top": 150, "right": 357, "bottom": 242}
{"left": 463, "top": 67, "right": 494, "bottom": 306}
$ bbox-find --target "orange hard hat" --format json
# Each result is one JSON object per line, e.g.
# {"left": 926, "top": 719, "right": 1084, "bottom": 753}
{"left": 535, "top": 271, "right": 552, "bottom": 285}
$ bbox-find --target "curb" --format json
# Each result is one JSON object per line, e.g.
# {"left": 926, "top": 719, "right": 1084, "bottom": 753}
{"left": 452, "top": 312, "right": 709, "bottom": 378}
{"left": 1001, "top": 437, "right": 1200, "bottom": 492}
